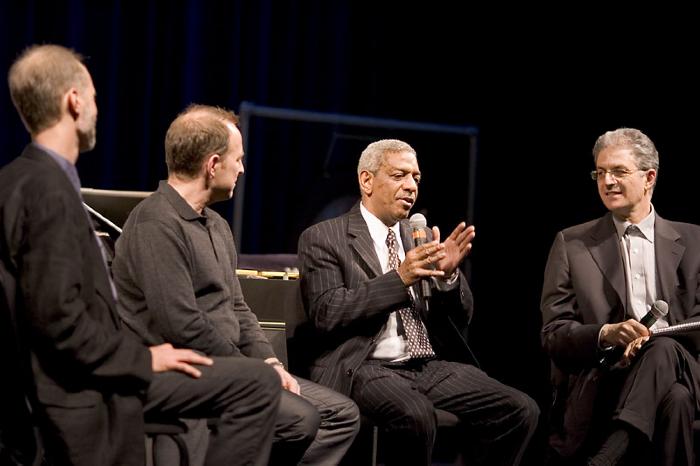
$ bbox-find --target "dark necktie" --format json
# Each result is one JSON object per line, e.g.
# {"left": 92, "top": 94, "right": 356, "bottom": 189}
{"left": 386, "top": 228, "right": 435, "bottom": 359}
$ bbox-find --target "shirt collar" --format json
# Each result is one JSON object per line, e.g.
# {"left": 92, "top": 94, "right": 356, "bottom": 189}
{"left": 613, "top": 205, "right": 656, "bottom": 242}
{"left": 360, "top": 202, "right": 401, "bottom": 247}
{"left": 158, "top": 180, "right": 207, "bottom": 223}
{"left": 33, "top": 142, "right": 81, "bottom": 194}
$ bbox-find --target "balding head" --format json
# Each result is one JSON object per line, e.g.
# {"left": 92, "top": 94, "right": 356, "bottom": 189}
{"left": 8, "top": 44, "right": 90, "bottom": 134}
{"left": 165, "top": 104, "right": 240, "bottom": 178}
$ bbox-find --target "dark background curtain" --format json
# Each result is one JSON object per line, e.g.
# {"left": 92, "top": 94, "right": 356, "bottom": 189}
{"left": 2, "top": 3, "right": 698, "bottom": 464}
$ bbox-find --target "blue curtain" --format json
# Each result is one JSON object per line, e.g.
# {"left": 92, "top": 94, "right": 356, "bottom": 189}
{"left": 0, "top": 1, "right": 483, "bottom": 254}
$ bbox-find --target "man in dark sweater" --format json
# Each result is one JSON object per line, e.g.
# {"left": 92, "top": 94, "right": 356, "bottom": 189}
{"left": 112, "top": 104, "right": 359, "bottom": 465}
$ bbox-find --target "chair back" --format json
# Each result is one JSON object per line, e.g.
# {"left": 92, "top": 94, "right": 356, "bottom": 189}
{"left": 81, "top": 188, "right": 151, "bottom": 231}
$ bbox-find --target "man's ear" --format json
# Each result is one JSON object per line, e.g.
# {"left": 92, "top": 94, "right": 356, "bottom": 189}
{"left": 359, "top": 170, "right": 373, "bottom": 196}
{"left": 204, "top": 153, "right": 221, "bottom": 179}
{"left": 66, "top": 88, "right": 80, "bottom": 119}
{"left": 645, "top": 169, "right": 657, "bottom": 192}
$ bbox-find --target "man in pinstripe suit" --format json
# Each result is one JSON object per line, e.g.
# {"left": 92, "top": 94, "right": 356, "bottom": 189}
{"left": 298, "top": 139, "right": 539, "bottom": 466}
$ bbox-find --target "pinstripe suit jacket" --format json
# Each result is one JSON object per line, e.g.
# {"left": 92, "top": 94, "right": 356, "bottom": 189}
{"left": 298, "top": 203, "right": 477, "bottom": 396}
{"left": 541, "top": 212, "right": 700, "bottom": 457}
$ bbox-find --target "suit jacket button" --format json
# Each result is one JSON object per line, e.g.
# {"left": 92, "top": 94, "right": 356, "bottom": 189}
{"left": 346, "top": 369, "right": 353, "bottom": 376}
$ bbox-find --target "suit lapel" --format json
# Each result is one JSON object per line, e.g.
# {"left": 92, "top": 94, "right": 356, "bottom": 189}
{"left": 588, "top": 214, "right": 627, "bottom": 313}
{"left": 347, "top": 205, "right": 382, "bottom": 278}
{"left": 655, "top": 215, "right": 684, "bottom": 324}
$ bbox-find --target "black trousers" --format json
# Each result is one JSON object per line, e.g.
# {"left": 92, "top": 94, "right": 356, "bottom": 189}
{"left": 144, "top": 357, "right": 280, "bottom": 466}
{"left": 350, "top": 358, "right": 539, "bottom": 466}
{"left": 153, "top": 372, "right": 359, "bottom": 466}
{"left": 611, "top": 336, "right": 699, "bottom": 466}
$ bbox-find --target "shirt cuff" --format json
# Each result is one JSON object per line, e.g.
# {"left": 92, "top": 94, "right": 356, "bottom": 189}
{"left": 597, "top": 325, "right": 607, "bottom": 349}
{"left": 443, "top": 269, "right": 459, "bottom": 285}
{"left": 265, "top": 358, "right": 285, "bottom": 369}
{"left": 433, "top": 270, "right": 460, "bottom": 292}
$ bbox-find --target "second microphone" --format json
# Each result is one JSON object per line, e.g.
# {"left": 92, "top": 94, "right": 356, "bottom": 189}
{"left": 409, "top": 213, "right": 432, "bottom": 304}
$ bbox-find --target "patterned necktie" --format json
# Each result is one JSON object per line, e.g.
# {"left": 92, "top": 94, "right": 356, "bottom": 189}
{"left": 386, "top": 228, "right": 435, "bottom": 359}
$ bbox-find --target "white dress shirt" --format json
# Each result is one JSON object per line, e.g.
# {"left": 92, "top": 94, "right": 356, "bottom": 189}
{"left": 360, "top": 203, "right": 412, "bottom": 361}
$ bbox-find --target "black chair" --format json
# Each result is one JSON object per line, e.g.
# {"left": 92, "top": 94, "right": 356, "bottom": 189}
{"left": 144, "top": 418, "right": 190, "bottom": 466}
{"left": 695, "top": 421, "right": 700, "bottom": 466}
{"left": 430, "top": 409, "right": 463, "bottom": 463}
{"left": 342, "top": 410, "right": 463, "bottom": 466}
{"left": 81, "top": 187, "right": 151, "bottom": 230}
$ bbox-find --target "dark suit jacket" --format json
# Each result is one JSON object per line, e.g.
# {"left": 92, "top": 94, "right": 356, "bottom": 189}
{"left": 541, "top": 211, "right": 700, "bottom": 457}
{"left": 0, "top": 145, "right": 152, "bottom": 465}
{"left": 298, "top": 203, "right": 477, "bottom": 396}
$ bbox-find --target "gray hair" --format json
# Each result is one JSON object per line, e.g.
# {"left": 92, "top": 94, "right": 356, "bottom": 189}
{"left": 592, "top": 128, "right": 659, "bottom": 173}
{"left": 357, "top": 139, "right": 416, "bottom": 175}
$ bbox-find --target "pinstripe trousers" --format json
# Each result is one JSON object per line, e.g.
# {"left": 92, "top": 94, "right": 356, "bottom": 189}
{"left": 350, "top": 358, "right": 539, "bottom": 466}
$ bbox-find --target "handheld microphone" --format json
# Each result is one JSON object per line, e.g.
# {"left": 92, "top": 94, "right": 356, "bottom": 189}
{"left": 409, "top": 213, "right": 431, "bottom": 305}
{"left": 599, "top": 299, "right": 669, "bottom": 370}
{"left": 639, "top": 300, "right": 669, "bottom": 328}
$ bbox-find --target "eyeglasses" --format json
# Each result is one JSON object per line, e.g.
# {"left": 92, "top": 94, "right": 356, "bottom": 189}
{"left": 590, "top": 168, "right": 645, "bottom": 181}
